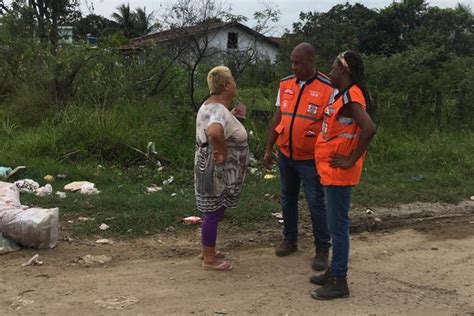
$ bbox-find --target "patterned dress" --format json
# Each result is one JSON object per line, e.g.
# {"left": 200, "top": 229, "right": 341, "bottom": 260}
{"left": 194, "top": 102, "right": 249, "bottom": 213}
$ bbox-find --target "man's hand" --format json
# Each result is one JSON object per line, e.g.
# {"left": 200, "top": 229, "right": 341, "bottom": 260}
{"left": 263, "top": 149, "right": 275, "bottom": 170}
{"left": 329, "top": 153, "right": 354, "bottom": 169}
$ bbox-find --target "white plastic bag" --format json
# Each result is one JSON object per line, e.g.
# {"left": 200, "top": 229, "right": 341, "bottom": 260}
{"left": 0, "top": 181, "right": 59, "bottom": 249}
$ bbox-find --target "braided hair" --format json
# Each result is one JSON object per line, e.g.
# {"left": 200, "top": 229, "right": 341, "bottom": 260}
{"left": 340, "top": 50, "right": 373, "bottom": 118}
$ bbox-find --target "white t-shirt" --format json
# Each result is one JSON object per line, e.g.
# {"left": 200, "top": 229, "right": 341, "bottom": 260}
{"left": 196, "top": 102, "right": 247, "bottom": 145}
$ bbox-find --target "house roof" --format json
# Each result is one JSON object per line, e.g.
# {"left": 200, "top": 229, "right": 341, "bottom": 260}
{"left": 120, "top": 21, "right": 280, "bottom": 51}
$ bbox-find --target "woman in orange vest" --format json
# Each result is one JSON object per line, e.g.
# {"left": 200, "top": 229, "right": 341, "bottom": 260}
{"left": 310, "top": 51, "right": 376, "bottom": 300}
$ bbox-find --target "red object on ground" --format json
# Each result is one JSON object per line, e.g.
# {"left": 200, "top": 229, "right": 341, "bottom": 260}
{"left": 182, "top": 216, "right": 202, "bottom": 225}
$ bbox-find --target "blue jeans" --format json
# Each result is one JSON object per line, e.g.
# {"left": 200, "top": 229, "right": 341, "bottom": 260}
{"left": 278, "top": 151, "right": 331, "bottom": 251}
{"left": 325, "top": 185, "right": 352, "bottom": 278}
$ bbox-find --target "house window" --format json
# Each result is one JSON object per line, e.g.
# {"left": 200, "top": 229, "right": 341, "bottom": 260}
{"left": 227, "top": 32, "right": 238, "bottom": 49}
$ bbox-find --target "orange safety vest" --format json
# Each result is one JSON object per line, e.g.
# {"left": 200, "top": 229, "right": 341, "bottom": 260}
{"left": 275, "top": 72, "right": 333, "bottom": 160}
{"left": 315, "top": 85, "right": 367, "bottom": 186}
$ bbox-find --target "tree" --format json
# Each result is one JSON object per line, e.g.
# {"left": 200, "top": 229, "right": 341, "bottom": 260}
{"left": 73, "top": 13, "right": 119, "bottom": 40}
{"left": 111, "top": 3, "right": 135, "bottom": 38}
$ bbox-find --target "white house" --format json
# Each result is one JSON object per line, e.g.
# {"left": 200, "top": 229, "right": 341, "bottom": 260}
{"left": 121, "top": 21, "right": 280, "bottom": 63}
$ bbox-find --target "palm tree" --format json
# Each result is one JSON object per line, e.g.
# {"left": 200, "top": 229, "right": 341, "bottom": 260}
{"left": 134, "top": 7, "right": 156, "bottom": 36}
{"left": 111, "top": 3, "right": 135, "bottom": 38}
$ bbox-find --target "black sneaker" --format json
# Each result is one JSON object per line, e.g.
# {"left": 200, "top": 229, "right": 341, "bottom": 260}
{"left": 311, "top": 276, "right": 350, "bottom": 300}
{"left": 275, "top": 240, "right": 297, "bottom": 257}
{"left": 312, "top": 250, "right": 329, "bottom": 271}
{"left": 309, "top": 268, "right": 332, "bottom": 286}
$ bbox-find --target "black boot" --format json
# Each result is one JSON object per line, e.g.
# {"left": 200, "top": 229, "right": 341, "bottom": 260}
{"left": 309, "top": 267, "right": 332, "bottom": 286}
{"left": 311, "top": 275, "right": 350, "bottom": 300}
{"left": 311, "top": 249, "right": 329, "bottom": 271}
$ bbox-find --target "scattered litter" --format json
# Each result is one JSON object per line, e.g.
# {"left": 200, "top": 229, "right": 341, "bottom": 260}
{"left": 374, "top": 217, "right": 382, "bottom": 223}
{"left": 264, "top": 174, "right": 276, "bottom": 180}
{"left": 105, "top": 216, "right": 116, "bottom": 221}
{"left": 272, "top": 212, "right": 283, "bottom": 220}
{"left": 410, "top": 175, "right": 424, "bottom": 182}
{"left": 248, "top": 152, "right": 257, "bottom": 166}
{"left": 0, "top": 167, "right": 12, "bottom": 179}
{"left": 171, "top": 193, "right": 177, "bottom": 197}
{"left": 249, "top": 167, "right": 258, "bottom": 175}
{"left": 366, "top": 208, "right": 374, "bottom": 215}
{"left": 14, "top": 179, "right": 40, "bottom": 193}
{"left": 278, "top": 220, "right": 284, "bottom": 224}
{"left": 162, "top": 175, "right": 174, "bottom": 186}
{"left": 1, "top": 182, "right": 59, "bottom": 249}
{"left": 214, "top": 310, "right": 228, "bottom": 315}
{"left": 470, "top": 196, "right": 474, "bottom": 201}
{"left": 55, "top": 173, "right": 67, "bottom": 180}
{"left": 67, "top": 220, "right": 74, "bottom": 224}
{"left": 431, "top": 247, "right": 438, "bottom": 250}
{"left": 1, "top": 166, "right": 26, "bottom": 180}
{"left": 94, "top": 295, "right": 139, "bottom": 310}
{"left": 158, "top": 166, "right": 164, "bottom": 172}
{"left": 21, "top": 254, "right": 43, "bottom": 267}
{"left": 35, "top": 184, "right": 52, "bottom": 197}
{"left": 96, "top": 239, "right": 113, "bottom": 245}
{"left": 79, "top": 254, "right": 111, "bottom": 265}
{"left": 9, "top": 296, "right": 34, "bottom": 311}
{"left": 182, "top": 216, "right": 202, "bottom": 225}
{"left": 99, "top": 223, "right": 110, "bottom": 231}
{"left": 0, "top": 233, "right": 20, "bottom": 254}
{"left": 55, "top": 191, "right": 66, "bottom": 199}
{"left": 78, "top": 216, "right": 94, "bottom": 222}
{"left": 43, "top": 175, "right": 55, "bottom": 182}
{"left": 63, "top": 181, "right": 100, "bottom": 195}
{"left": 145, "top": 184, "right": 162, "bottom": 193}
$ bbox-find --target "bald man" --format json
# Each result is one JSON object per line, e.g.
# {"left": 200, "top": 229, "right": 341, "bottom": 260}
{"left": 263, "top": 42, "right": 334, "bottom": 271}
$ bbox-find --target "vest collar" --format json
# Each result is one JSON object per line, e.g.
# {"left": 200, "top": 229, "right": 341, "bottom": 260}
{"left": 295, "top": 72, "right": 319, "bottom": 85}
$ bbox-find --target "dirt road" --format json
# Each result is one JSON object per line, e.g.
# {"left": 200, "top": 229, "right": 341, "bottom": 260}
{"left": 1, "top": 201, "right": 474, "bottom": 315}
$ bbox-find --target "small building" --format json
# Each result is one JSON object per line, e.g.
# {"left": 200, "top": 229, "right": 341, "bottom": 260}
{"left": 58, "top": 26, "right": 73, "bottom": 44}
{"left": 120, "top": 21, "right": 280, "bottom": 63}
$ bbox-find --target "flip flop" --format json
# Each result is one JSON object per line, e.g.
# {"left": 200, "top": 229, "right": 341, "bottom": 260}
{"left": 202, "top": 261, "right": 233, "bottom": 271}
{"left": 198, "top": 251, "right": 226, "bottom": 260}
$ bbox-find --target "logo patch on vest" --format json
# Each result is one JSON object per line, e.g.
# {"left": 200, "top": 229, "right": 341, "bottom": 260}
{"left": 307, "top": 104, "right": 318, "bottom": 115}
{"left": 324, "top": 106, "right": 335, "bottom": 116}
{"left": 283, "top": 88, "right": 294, "bottom": 95}
{"left": 309, "top": 90, "right": 320, "bottom": 98}
{"left": 282, "top": 99, "right": 289, "bottom": 109}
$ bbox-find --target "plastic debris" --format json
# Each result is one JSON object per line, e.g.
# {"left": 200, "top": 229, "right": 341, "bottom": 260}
{"left": 79, "top": 254, "right": 111, "bottom": 265}
{"left": 272, "top": 212, "right": 283, "bottom": 219}
{"left": 9, "top": 296, "right": 34, "bottom": 311}
{"left": 470, "top": 196, "right": 474, "bottom": 201}
{"left": 1, "top": 182, "right": 59, "bottom": 249}
{"left": 55, "top": 173, "right": 67, "bottom": 180}
{"left": 43, "top": 175, "right": 55, "bottom": 182}
{"left": 183, "top": 216, "right": 202, "bottom": 225}
{"left": 78, "top": 217, "right": 94, "bottom": 222}
{"left": 55, "top": 191, "right": 66, "bottom": 199}
{"left": 374, "top": 217, "right": 382, "bottom": 223}
{"left": 249, "top": 167, "right": 258, "bottom": 175}
{"left": 411, "top": 175, "right": 424, "bottom": 182}
{"left": 35, "top": 184, "right": 53, "bottom": 197}
{"left": 145, "top": 184, "right": 162, "bottom": 193}
{"left": 0, "top": 167, "right": 12, "bottom": 179}
{"left": 171, "top": 193, "right": 177, "bottom": 197}
{"left": 63, "top": 181, "right": 100, "bottom": 195}
{"left": 278, "top": 220, "right": 284, "bottom": 224}
{"left": 264, "top": 174, "right": 276, "bottom": 180}
{"left": 96, "top": 238, "right": 113, "bottom": 244}
{"left": 99, "top": 223, "right": 110, "bottom": 231}
{"left": 366, "top": 208, "right": 374, "bottom": 215}
{"left": 14, "top": 179, "right": 40, "bottom": 193}
{"left": 94, "top": 296, "right": 139, "bottom": 310}
{"left": 22, "top": 253, "right": 43, "bottom": 266}
{"left": 0, "top": 233, "right": 20, "bottom": 254}
{"left": 162, "top": 175, "right": 174, "bottom": 186}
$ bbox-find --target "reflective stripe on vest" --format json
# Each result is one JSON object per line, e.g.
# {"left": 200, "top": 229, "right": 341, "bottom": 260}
{"left": 281, "top": 111, "right": 324, "bottom": 123}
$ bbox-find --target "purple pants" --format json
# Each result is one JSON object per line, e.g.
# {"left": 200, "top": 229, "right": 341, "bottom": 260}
{"left": 201, "top": 206, "right": 226, "bottom": 247}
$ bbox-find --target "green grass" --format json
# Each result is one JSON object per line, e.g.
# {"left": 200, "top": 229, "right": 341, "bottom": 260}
{"left": 2, "top": 100, "right": 473, "bottom": 237}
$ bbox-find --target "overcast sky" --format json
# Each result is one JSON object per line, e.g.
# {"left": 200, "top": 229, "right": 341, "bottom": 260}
{"left": 4, "top": 0, "right": 472, "bottom": 35}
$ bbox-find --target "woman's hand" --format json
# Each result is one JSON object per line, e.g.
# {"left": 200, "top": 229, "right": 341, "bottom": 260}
{"left": 329, "top": 153, "right": 354, "bottom": 169}
{"left": 213, "top": 150, "right": 227, "bottom": 164}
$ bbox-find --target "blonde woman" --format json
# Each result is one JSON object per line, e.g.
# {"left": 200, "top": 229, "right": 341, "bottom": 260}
{"left": 195, "top": 66, "right": 249, "bottom": 271}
